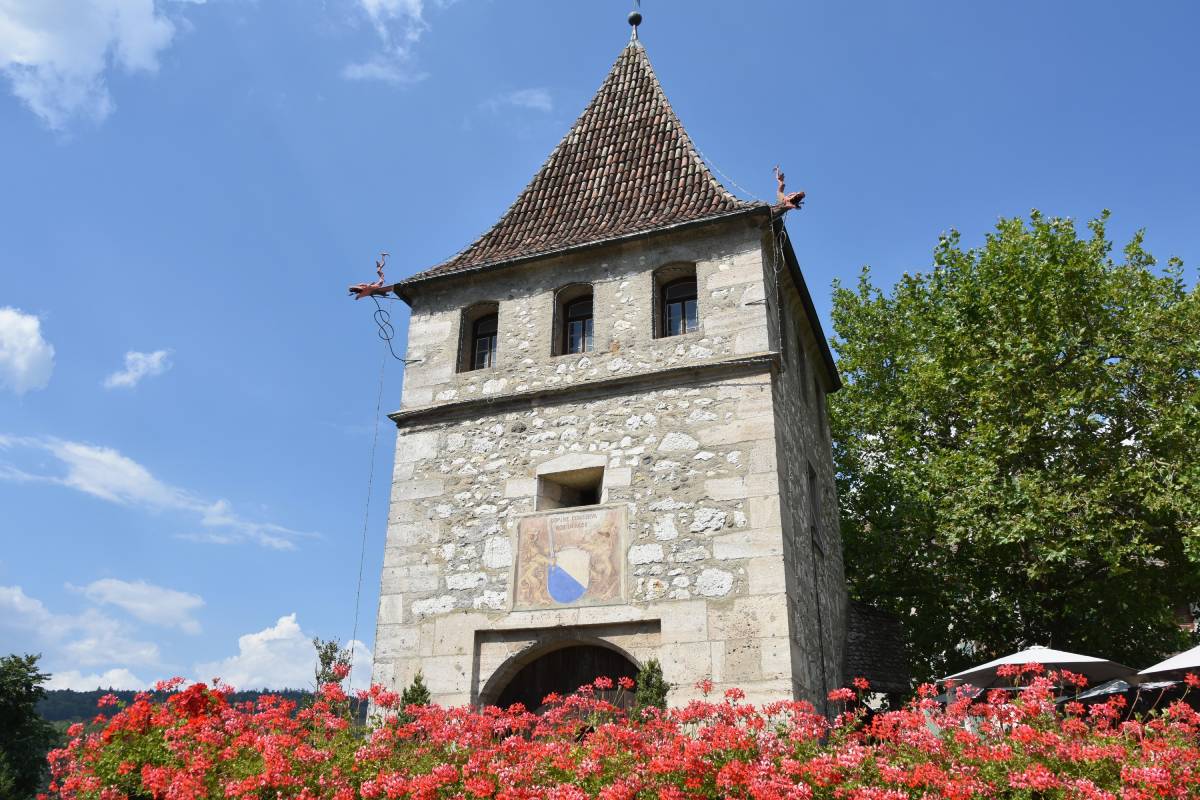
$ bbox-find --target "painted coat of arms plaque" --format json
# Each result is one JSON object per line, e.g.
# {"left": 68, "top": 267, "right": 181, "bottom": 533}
{"left": 513, "top": 505, "right": 626, "bottom": 610}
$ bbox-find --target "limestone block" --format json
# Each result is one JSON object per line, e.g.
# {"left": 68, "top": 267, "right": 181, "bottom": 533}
{"left": 504, "top": 478, "right": 537, "bottom": 498}
{"left": 380, "top": 565, "right": 439, "bottom": 594}
{"left": 704, "top": 477, "right": 744, "bottom": 501}
{"left": 374, "top": 624, "right": 420, "bottom": 659}
{"left": 419, "top": 655, "right": 472, "bottom": 695}
{"left": 536, "top": 452, "right": 607, "bottom": 475}
{"left": 411, "top": 595, "right": 457, "bottom": 618}
{"left": 759, "top": 636, "right": 793, "bottom": 680}
{"left": 744, "top": 472, "right": 779, "bottom": 497}
{"left": 698, "top": 419, "right": 774, "bottom": 448}
{"left": 473, "top": 591, "right": 506, "bottom": 611}
{"left": 657, "top": 431, "right": 699, "bottom": 452}
{"left": 445, "top": 572, "right": 486, "bottom": 591}
{"left": 604, "top": 467, "right": 633, "bottom": 488}
{"left": 433, "top": 612, "right": 490, "bottom": 655}
{"left": 690, "top": 507, "right": 727, "bottom": 532}
{"left": 628, "top": 543, "right": 664, "bottom": 564}
{"left": 722, "top": 639, "right": 763, "bottom": 682}
{"left": 393, "top": 479, "right": 446, "bottom": 501}
{"left": 398, "top": 434, "right": 441, "bottom": 465}
{"left": 401, "top": 385, "right": 435, "bottom": 407}
{"left": 708, "top": 596, "right": 789, "bottom": 641}
{"left": 657, "top": 642, "right": 712, "bottom": 684}
{"left": 695, "top": 568, "right": 734, "bottom": 597}
{"left": 735, "top": 327, "right": 770, "bottom": 355}
{"left": 746, "top": 557, "right": 787, "bottom": 595}
{"left": 662, "top": 599, "right": 705, "bottom": 642}
{"left": 377, "top": 594, "right": 404, "bottom": 623}
{"left": 746, "top": 496, "right": 782, "bottom": 530}
{"left": 482, "top": 536, "right": 513, "bottom": 569}
{"left": 711, "top": 528, "right": 784, "bottom": 560}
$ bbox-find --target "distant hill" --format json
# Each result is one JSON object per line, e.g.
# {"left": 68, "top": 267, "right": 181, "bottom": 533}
{"left": 38, "top": 687, "right": 316, "bottom": 723}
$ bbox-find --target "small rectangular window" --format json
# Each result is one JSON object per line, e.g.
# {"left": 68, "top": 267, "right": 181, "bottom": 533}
{"left": 537, "top": 467, "right": 604, "bottom": 510}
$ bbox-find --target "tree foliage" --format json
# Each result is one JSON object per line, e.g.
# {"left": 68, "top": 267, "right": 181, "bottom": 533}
{"left": 312, "top": 637, "right": 353, "bottom": 689}
{"left": 0, "top": 654, "right": 61, "bottom": 799}
{"left": 829, "top": 211, "right": 1200, "bottom": 681}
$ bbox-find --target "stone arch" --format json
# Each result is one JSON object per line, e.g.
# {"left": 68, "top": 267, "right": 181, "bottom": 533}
{"left": 478, "top": 633, "right": 641, "bottom": 711}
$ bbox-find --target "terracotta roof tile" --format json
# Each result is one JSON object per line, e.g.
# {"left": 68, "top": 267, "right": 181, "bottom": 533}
{"left": 400, "top": 40, "right": 760, "bottom": 285}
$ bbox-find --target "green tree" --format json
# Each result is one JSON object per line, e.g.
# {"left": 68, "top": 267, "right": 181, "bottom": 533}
{"left": 829, "top": 211, "right": 1200, "bottom": 681}
{"left": 0, "top": 654, "right": 61, "bottom": 799}
{"left": 312, "top": 637, "right": 353, "bottom": 688}
{"left": 396, "top": 672, "right": 431, "bottom": 724}
{"left": 632, "top": 658, "right": 668, "bottom": 715}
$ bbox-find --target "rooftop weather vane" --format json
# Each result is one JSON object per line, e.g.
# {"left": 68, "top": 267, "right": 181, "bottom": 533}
{"left": 347, "top": 252, "right": 392, "bottom": 300}
{"left": 773, "top": 166, "right": 806, "bottom": 215}
{"left": 628, "top": 0, "right": 641, "bottom": 38}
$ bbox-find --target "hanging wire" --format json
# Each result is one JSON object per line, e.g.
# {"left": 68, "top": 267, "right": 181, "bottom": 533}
{"left": 347, "top": 349, "right": 386, "bottom": 689}
{"left": 371, "top": 295, "right": 420, "bottom": 364}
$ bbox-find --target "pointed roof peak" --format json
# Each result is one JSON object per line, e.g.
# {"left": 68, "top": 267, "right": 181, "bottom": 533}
{"left": 400, "top": 37, "right": 763, "bottom": 287}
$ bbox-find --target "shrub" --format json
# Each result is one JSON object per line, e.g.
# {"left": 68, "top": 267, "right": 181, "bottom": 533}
{"left": 44, "top": 670, "right": 1200, "bottom": 799}
{"left": 632, "top": 657, "right": 668, "bottom": 715}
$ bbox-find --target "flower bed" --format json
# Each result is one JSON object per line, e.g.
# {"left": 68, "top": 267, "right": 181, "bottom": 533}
{"left": 46, "top": 670, "right": 1200, "bottom": 799}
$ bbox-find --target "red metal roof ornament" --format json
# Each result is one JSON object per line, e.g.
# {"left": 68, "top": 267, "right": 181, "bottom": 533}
{"left": 347, "top": 252, "right": 392, "bottom": 300}
{"left": 773, "top": 166, "right": 806, "bottom": 216}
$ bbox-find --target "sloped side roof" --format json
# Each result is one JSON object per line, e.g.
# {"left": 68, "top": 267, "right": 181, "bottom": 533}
{"left": 844, "top": 601, "right": 911, "bottom": 694}
{"left": 398, "top": 40, "right": 759, "bottom": 286}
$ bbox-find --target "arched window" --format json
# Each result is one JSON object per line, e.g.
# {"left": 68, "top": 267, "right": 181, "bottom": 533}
{"left": 458, "top": 302, "right": 499, "bottom": 372}
{"left": 553, "top": 284, "right": 594, "bottom": 356}
{"left": 653, "top": 263, "right": 699, "bottom": 339}
{"left": 472, "top": 313, "right": 498, "bottom": 370}
{"left": 661, "top": 277, "right": 698, "bottom": 337}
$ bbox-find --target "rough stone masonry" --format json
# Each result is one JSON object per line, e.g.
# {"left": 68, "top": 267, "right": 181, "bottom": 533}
{"left": 370, "top": 33, "right": 847, "bottom": 710}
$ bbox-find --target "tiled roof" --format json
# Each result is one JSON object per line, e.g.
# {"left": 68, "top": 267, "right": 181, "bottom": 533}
{"left": 399, "top": 39, "right": 760, "bottom": 286}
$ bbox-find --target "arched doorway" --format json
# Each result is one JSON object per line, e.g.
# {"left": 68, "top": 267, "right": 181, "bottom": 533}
{"left": 488, "top": 643, "right": 639, "bottom": 712}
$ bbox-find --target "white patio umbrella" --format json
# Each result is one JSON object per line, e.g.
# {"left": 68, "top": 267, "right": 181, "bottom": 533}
{"left": 1138, "top": 644, "right": 1200, "bottom": 681}
{"left": 943, "top": 645, "right": 1135, "bottom": 688}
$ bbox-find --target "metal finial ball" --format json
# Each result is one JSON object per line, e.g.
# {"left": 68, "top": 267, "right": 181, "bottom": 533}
{"left": 628, "top": 10, "right": 642, "bottom": 27}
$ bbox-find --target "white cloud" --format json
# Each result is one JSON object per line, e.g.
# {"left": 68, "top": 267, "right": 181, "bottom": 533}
{"left": 103, "top": 349, "right": 173, "bottom": 389}
{"left": 47, "top": 668, "right": 146, "bottom": 691}
{"left": 0, "top": 585, "right": 162, "bottom": 671}
{"left": 342, "top": 0, "right": 429, "bottom": 84}
{"left": 0, "top": 307, "right": 55, "bottom": 394}
{"left": 482, "top": 88, "right": 553, "bottom": 114}
{"left": 194, "top": 613, "right": 371, "bottom": 690}
{"left": 0, "top": 435, "right": 314, "bottom": 549}
{"left": 78, "top": 578, "right": 204, "bottom": 634}
{"left": 0, "top": 0, "right": 176, "bottom": 129}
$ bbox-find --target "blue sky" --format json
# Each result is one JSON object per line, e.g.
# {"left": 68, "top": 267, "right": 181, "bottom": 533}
{"left": 1, "top": 0, "right": 1197, "bottom": 690}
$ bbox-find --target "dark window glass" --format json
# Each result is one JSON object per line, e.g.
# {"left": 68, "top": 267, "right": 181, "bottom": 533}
{"left": 661, "top": 278, "right": 698, "bottom": 337}
{"left": 472, "top": 313, "right": 498, "bottom": 370}
{"left": 563, "top": 297, "right": 593, "bottom": 354}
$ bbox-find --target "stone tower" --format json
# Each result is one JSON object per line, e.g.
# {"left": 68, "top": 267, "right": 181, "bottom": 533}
{"left": 371, "top": 27, "right": 847, "bottom": 709}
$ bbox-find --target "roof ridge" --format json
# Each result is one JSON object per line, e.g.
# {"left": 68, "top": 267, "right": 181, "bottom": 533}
{"left": 403, "top": 38, "right": 759, "bottom": 285}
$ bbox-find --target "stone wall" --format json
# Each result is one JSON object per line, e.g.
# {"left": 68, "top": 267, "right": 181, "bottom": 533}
{"left": 373, "top": 216, "right": 846, "bottom": 708}
{"left": 397, "top": 218, "right": 772, "bottom": 410}
{"left": 374, "top": 368, "right": 797, "bottom": 706}
{"left": 761, "top": 231, "right": 848, "bottom": 708}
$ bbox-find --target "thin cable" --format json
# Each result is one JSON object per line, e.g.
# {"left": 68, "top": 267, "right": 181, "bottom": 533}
{"left": 371, "top": 295, "right": 420, "bottom": 364}
{"left": 348, "top": 351, "right": 386, "bottom": 685}
{"left": 693, "top": 145, "right": 764, "bottom": 203}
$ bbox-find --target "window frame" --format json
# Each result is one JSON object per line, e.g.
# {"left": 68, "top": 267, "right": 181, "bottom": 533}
{"left": 458, "top": 302, "right": 500, "bottom": 373}
{"left": 471, "top": 313, "right": 498, "bottom": 371}
{"left": 653, "top": 264, "right": 700, "bottom": 339}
